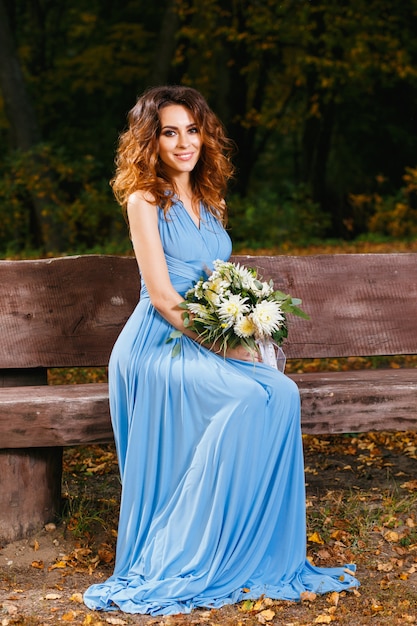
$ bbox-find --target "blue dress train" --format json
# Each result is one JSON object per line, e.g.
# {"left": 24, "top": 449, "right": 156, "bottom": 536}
{"left": 83, "top": 201, "right": 359, "bottom": 615}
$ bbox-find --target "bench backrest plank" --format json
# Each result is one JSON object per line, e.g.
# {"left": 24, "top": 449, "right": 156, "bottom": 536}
{"left": 243, "top": 253, "right": 417, "bottom": 358}
{"left": 0, "top": 255, "right": 140, "bottom": 368}
{"left": 1, "top": 252, "right": 416, "bottom": 367}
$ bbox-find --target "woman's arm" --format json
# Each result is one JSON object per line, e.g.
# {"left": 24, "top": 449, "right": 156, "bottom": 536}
{"left": 127, "top": 191, "right": 189, "bottom": 331}
{"left": 127, "top": 192, "right": 258, "bottom": 362}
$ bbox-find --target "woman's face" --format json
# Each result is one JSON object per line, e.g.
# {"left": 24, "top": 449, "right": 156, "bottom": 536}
{"left": 158, "top": 104, "right": 202, "bottom": 178}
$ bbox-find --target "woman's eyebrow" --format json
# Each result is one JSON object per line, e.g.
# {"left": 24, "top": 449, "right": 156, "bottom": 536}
{"left": 161, "top": 123, "right": 197, "bottom": 130}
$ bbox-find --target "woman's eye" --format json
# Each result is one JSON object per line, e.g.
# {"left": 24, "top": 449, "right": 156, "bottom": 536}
{"left": 163, "top": 130, "right": 176, "bottom": 137}
{"left": 189, "top": 127, "right": 199, "bottom": 134}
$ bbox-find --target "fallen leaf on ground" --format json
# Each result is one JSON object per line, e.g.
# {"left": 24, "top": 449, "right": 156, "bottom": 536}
{"left": 308, "top": 532, "right": 324, "bottom": 545}
{"left": 384, "top": 530, "right": 399, "bottom": 543}
{"left": 257, "top": 609, "right": 275, "bottom": 623}
{"left": 401, "top": 480, "right": 417, "bottom": 491}
{"left": 371, "top": 600, "right": 384, "bottom": 613}
{"left": 300, "top": 591, "right": 317, "bottom": 602}
{"left": 315, "top": 615, "right": 334, "bottom": 624}
{"left": 70, "top": 592, "right": 84, "bottom": 603}
{"left": 62, "top": 611, "right": 79, "bottom": 622}
{"left": 48, "top": 560, "right": 68, "bottom": 570}
{"left": 327, "top": 591, "right": 339, "bottom": 606}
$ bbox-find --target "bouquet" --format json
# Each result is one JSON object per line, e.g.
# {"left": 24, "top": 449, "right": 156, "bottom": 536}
{"left": 169, "top": 260, "right": 309, "bottom": 370}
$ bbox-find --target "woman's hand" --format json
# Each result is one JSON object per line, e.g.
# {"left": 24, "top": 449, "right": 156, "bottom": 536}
{"left": 224, "top": 344, "right": 260, "bottom": 362}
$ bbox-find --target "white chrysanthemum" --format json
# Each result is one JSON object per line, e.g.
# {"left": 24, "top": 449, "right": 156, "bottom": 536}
{"left": 187, "top": 280, "right": 205, "bottom": 300}
{"left": 204, "top": 289, "right": 221, "bottom": 306}
{"left": 187, "top": 302, "right": 211, "bottom": 318}
{"left": 251, "top": 280, "right": 273, "bottom": 298}
{"left": 234, "top": 314, "right": 256, "bottom": 338}
{"left": 233, "top": 264, "right": 257, "bottom": 290}
{"left": 213, "top": 259, "right": 231, "bottom": 271}
{"left": 251, "top": 300, "right": 284, "bottom": 337}
{"left": 213, "top": 260, "right": 234, "bottom": 284}
{"left": 217, "top": 294, "right": 250, "bottom": 324}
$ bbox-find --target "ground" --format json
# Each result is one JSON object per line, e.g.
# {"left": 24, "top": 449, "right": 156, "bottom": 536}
{"left": 1, "top": 431, "right": 416, "bottom": 626}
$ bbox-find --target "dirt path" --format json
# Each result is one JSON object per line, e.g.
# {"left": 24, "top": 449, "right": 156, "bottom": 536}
{"left": 1, "top": 432, "right": 416, "bottom": 625}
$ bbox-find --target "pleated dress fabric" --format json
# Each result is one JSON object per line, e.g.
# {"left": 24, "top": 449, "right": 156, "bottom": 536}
{"left": 83, "top": 201, "right": 359, "bottom": 615}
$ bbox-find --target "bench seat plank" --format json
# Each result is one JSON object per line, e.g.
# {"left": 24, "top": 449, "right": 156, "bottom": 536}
{"left": 292, "top": 368, "right": 417, "bottom": 433}
{"left": 1, "top": 368, "right": 417, "bottom": 448}
{"left": 0, "top": 383, "right": 112, "bottom": 448}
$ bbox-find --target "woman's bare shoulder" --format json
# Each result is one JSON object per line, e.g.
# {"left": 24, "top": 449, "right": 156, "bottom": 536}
{"left": 128, "top": 189, "right": 156, "bottom": 207}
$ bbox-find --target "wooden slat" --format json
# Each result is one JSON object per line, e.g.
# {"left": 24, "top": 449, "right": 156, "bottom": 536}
{"left": 293, "top": 369, "right": 417, "bottom": 433}
{"left": 1, "top": 253, "right": 417, "bottom": 366}
{"left": 0, "top": 255, "right": 140, "bottom": 368}
{"left": 2, "top": 368, "right": 417, "bottom": 447}
{"left": 0, "top": 383, "right": 112, "bottom": 447}
{"left": 232, "top": 253, "right": 417, "bottom": 359}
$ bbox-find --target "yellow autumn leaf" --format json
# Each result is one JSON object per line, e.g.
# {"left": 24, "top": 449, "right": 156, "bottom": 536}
{"left": 240, "top": 599, "right": 254, "bottom": 611}
{"left": 308, "top": 531, "right": 324, "bottom": 545}
{"left": 33, "top": 539, "right": 40, "bottom": 551}
{"left": 327, "top": 591, "right": 339, "bottom": 606}
{"left": 330, "top": 529, "right": 347, "bottom": 541}
{"left": 70, "top": 592, "right": 84, "bottom": 603}
{"left": 62, "top": 611, "right": 77, "bottom": 622}
{"left": 257, "top": 609, "right": 275, "bottom": 622}
{"left": 384, "top": 530, "right": 399, "bottom": 543}
{"left": 315, "top": 615, "right": 334, "bottom": 624}
{"left": 31, "top": 560, "right": 44, "bottom": 569}
{"left": 253, "top": 598, "right": 266, "bottom": 611}
{"left": 48, "top": 560, "right": 68, "bottom": 570}
{"left": 371, "top": 600, "right": 384, "bottom": 612}
{"left": 401, "top": 480, "right": 417, "bottom": 491}
{"left": 88, "top": 462, "right": 108, "bottom": 473}
{"left": 300, "top": 591, "right": 317, "bottom": 602}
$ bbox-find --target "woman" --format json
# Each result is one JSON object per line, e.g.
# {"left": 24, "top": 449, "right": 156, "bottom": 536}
{"left": 83, "top": 85, "right": 359, "bottom": 616}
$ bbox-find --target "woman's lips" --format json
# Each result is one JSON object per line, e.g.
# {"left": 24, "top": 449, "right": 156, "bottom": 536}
{"left": 174, "top": 152, "right": 194, "bottom": 160}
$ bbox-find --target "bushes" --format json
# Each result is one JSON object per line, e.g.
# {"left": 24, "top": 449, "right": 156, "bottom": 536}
{"left": 227, "top": 185, "right": 331, "bottom": 248}
{"left": 350, "top": 166, "right": 417, "bottom": 240}
{"left": 1, "top": 145, "right": 417, "bottom": 256}
{"left": 0, "top": 143, "right": 127, "bottom": 255}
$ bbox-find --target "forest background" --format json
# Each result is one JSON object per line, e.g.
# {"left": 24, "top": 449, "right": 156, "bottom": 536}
{"left": 1, "top": 0, "right": 417, "bottom": 256}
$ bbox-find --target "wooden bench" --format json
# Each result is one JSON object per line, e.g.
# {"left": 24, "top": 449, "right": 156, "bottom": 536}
{"left": 1, "top": 253, "right": 417, "bottom": 544}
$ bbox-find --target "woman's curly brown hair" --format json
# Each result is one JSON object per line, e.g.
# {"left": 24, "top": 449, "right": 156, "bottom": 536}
{"left": 110, "top": 85, "right": 235, "bottom": 223}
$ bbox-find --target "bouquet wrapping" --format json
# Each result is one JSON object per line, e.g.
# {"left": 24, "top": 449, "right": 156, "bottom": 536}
{"left": 170, "top": 259, "right": 309, "bottom": 371}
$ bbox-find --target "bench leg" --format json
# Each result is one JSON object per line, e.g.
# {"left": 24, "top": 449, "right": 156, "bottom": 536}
{"left": 0, "top": 447, "right": 62, "bottom": 545}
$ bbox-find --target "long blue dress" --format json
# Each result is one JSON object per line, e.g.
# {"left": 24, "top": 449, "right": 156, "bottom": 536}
{"left": 83, "top": 201, "right": 359, "bottom": 615}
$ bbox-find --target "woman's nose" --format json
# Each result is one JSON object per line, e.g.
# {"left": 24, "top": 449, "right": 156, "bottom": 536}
{"left": 177, "top": 131, "right": 190, "bottom": 147}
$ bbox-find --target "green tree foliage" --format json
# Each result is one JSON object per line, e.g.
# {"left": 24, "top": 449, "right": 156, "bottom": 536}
{"left": 1, "top": 0, "right": 417, "bottom": 253}
{"left": 173, "top": 0, "right": 417, "bottom": 236}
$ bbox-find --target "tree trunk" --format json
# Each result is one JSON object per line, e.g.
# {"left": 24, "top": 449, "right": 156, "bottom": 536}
{"left": 151, "top": 0, "right": 180, "bottom": 85}
{"left": 0, "top": 0, "right": 64, "bottom": 251}
{"left": 0, "top": 0, "right": 40, "bottom": 149}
